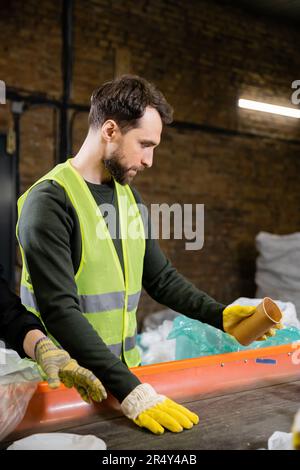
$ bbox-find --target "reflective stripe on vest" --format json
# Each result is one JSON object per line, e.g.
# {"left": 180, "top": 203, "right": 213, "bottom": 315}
{"left": 109, "top": 331, "right": 137, "bottom": 357}
{"left": 21, "top": 284, "right": 141, "bottom": 314}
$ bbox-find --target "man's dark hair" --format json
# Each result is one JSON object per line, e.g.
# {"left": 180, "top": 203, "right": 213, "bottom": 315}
{"left": 88, "top": 75, "right": 173, "bottom": 132}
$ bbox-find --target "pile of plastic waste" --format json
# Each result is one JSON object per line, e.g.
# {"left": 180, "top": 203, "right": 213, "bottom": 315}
{"left": 138, "top": 299, "right": 300, "bottom": 365}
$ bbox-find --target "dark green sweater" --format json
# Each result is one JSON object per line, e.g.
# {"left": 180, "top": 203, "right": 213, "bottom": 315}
{"left": 18, "top": 178, "right": 225, "bottom": 402}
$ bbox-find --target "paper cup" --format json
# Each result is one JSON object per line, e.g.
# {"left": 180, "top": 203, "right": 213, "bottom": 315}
{"left": 232, "top": 297, "right": 282, "bottom": 346}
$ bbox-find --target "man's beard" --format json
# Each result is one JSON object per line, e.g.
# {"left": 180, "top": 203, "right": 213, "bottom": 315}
{"left": 103, "top": 150, "right": 139, "bottom": 185}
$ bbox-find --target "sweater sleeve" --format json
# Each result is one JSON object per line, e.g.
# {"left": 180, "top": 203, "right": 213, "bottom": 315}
{"left": 18, "top": 181, "right": 140, "bottom": 402}
{"left": 131, "top": 187, "right": 225, "bottom": 330}
{"left": 0, "top": 274, "right": 46, "bottom": 357}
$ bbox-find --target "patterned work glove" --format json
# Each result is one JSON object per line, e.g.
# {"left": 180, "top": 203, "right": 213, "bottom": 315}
{"left": 121, "top": 383, "right": 199, "bottom": 435}
{"left": 35, "top": 337, "right": 107, "bottom": 403}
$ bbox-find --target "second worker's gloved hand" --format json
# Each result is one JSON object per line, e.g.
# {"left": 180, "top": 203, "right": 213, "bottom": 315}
{"left": 223, "top": 305, "right": 283, "bottom": 341}
{"left": 292, "top": 409, "right": 300, "bottom": 450}
{"left": 34, "top": 337, "right": 107, "bottom": 403}
{"left": 120, "top": 383, "right": 199, "bottom": 435}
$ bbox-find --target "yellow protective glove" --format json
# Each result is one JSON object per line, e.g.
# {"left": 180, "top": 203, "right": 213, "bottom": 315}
{"left": 120, "top": 383, "right": 199, "bottom": 435}
{"left": 292, "top": 409, "right": 300, "bottom": 450}
{"left": 223, "top": 305, "right": 283, "bottom": 342}
{"left": 34, "top": 337, "right": 107, "bottom": 403}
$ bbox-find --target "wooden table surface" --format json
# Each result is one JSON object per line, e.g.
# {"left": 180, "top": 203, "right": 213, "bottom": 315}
{"left": 7, "top": 380, "right": 296, "bottom": 450}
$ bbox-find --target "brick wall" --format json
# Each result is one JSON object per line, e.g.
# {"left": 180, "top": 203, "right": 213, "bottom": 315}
{"left": 1, "top": 0, "right": 300, "bottom": 326}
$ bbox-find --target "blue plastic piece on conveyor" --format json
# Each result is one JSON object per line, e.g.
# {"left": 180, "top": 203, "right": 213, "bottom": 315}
{"left": 255, "top": 358, "right": 277, "bottom": 364}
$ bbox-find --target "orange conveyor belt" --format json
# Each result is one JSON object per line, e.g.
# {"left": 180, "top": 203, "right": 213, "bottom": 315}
{"left": 12, "top": 343, "right": 300, "bottom": 438}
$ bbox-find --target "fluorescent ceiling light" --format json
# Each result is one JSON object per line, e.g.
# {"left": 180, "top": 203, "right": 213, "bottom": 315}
{"left": 238, "top": 98, "right": 300, "bottom": 119}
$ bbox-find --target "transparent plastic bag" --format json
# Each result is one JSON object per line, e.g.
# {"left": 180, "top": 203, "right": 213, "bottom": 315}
{"left": 0, "top": 381, "right": 38, "bottom": 441}
{"left": 0, "top": 348, "right": 41, "bottom": 441}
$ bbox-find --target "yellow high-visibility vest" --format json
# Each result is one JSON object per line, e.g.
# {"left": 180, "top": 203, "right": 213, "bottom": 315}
{"left": 17, "top": 159, "right": 145, "bottom": 367}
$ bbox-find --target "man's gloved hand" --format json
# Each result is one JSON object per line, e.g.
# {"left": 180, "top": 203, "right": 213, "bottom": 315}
{"left": 121, "top": 383, "right": 199, "bottom": 435}
{"left": 292, "top": 409, "right": 300, "bottom": 450}
{"left": 223, "top": 305, "right": 283, "bottom": 341}
{"left": 34, "top": 337, "right": 107, "bottom": 403}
